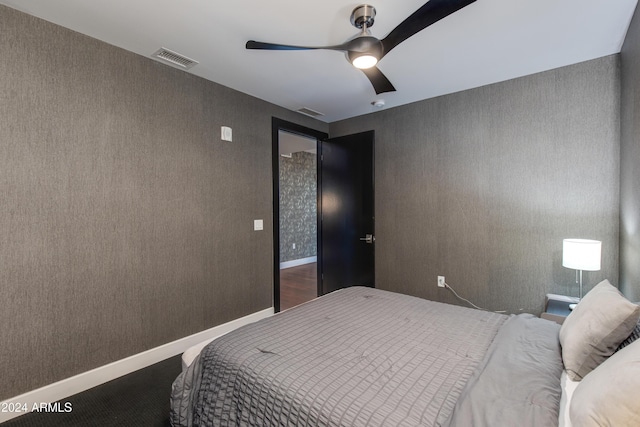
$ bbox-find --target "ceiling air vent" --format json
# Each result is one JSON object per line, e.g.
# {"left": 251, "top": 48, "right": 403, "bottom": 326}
{"left": 297, "top": 107, "right": 324, "bottom": 118}
{"left": 152, "top": 48, "right": 198, "bottom": 70}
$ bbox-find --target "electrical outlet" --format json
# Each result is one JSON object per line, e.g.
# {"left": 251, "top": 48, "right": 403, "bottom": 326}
{"left": 292, "top": 243, "right": 296, "bottom": 249}
{"left": 437, "top": 276, "right": 446, "bottom": 288}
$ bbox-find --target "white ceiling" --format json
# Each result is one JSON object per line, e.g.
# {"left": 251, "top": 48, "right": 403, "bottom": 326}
{"left": 2, "top": 0, "right": 637, "bottom": 122}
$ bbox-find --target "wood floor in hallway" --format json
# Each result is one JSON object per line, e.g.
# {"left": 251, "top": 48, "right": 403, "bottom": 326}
{"left": 280, "top": 262, "right": 317, "bottom": 311}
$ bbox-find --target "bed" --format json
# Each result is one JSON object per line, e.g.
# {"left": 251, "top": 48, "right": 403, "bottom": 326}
{"left": 171, "top": 282, "right": 640, "bottom": 427}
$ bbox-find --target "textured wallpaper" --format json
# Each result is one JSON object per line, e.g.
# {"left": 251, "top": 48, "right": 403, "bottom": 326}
{"left": 620, "top": 5, "right": 640, "bottom": 302}
{"left": 330, "top": 56, "right": 621, "bottom": 315}
{"left": 279, "top": 152, "right": 317, "bottom": 263}
{"left": 0, "top": 5, "right": 327, "bottom": 400}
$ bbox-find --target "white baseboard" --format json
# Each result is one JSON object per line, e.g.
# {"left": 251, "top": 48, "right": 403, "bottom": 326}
{"left": 0, "top": 307, "right": 274, "bottom": 423}
{"left": 280, "top": 256, "right": 317, "bottom": 269}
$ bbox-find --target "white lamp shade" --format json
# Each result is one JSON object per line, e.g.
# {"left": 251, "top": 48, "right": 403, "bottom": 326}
{"left": 562, "top": 239, "right": 601, "bottom": 271}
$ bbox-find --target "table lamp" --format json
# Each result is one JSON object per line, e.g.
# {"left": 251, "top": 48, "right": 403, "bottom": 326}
{"left": 562, "top": 238, "right": 602, "bottom": 300}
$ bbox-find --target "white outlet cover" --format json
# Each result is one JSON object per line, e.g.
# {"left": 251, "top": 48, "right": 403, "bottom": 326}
{"left": 253, "top": 219, "right": 263, "bottom": 231}
{"left": 221, "top": 126, "right": 232, "bottom": 142}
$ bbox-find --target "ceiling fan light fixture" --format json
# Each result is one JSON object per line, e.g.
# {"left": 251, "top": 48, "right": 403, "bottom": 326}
{"left": 352, "top": 54, "right": 378, "bottom": 69}
{"left": 347, "top": 36, "right": 383, "bottom": 69}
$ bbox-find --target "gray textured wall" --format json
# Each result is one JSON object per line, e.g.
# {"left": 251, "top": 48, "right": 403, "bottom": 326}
{"left": 330, "top": 56, "right": 620, "bottom": 314}
{"left": 620, "top": 5, "right": 640, "bottom": 302}
{"left": 279, "top": 152, "right": 317, "bottom": 263}
{"left": 0, "top": 5, "right": 326, "bottom": 399}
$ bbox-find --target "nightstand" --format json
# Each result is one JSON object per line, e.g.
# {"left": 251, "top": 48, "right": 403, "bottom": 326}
{"left": 541, "top": 293, "right": 580, "bottom": 325}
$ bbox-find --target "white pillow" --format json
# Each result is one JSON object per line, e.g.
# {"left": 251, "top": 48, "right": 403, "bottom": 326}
{"left": 570, "top": 338, "right": 640, "bottom": 425}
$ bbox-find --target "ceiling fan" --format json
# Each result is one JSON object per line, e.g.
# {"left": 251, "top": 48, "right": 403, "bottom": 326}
{"left": 246, "top": 0, "right": 477, "bottom": 95}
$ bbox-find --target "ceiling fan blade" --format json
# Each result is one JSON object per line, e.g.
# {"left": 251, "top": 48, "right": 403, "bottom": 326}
{"left": 361, "top": 66, "right": 396, "bottom": 94}
{"left": 381, "top": 0, "right": 477, "bottom": 57}
{"left": 246, "top": 40, "right": 317, "bottom": 51}
{"left": 246, "top": 40, "right": 348, "bottom": 51}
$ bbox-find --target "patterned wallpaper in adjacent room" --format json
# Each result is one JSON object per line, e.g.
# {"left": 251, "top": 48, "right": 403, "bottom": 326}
{"left": 280, "top": 152, "right": 317, "bottom": 263}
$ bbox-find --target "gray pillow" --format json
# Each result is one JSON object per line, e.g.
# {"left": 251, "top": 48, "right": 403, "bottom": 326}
{"left": 570, "top": 338, "right": 640, "bottom": 426}
{"left": 559, "top": 279, "right": 640, "bottom": 381}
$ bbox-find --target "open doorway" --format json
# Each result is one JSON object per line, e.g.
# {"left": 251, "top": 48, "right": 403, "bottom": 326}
{"left": 272, "top": 119, "right": 327, "bottom": 312}
{"left": 278, "top": 130, "right": 317, "bottom": 310}
{"left": 272, "top": 119, "right": 375, "bottom": 311}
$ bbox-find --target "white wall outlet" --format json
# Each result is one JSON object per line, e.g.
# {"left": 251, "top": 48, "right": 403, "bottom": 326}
{"left": 292, "top": 243, "right": 296, "bottom": 249}
{"left": 253, "top": 219, "right": 263, "bottom": 231}
{"left": 437, "top": 276, "right": 446, "bottom": 288}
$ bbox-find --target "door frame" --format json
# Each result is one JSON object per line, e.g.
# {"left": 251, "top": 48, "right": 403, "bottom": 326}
{"left": 271, "top": 118, "right": 328, "bottom": 312}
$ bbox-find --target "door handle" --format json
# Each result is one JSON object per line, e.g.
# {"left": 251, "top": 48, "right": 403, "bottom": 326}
{"left": 359, "top": 234, "right": 375, "bottom": 244}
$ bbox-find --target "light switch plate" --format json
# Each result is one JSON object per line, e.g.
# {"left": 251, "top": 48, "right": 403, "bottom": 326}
{"left": 253, "top": 219, "right": 263, "bottom": 231}
{"left": 221, "top": 126, "right": 232, "bottom": 142}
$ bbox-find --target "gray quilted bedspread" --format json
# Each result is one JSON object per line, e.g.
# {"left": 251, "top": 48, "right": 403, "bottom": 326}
{"left": 171, "top": 287, "right": 509, "bottom": 426}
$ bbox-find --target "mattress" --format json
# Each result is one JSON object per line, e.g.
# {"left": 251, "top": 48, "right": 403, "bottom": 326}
{"left": 171, "top": 287, "right": 562, "bottom": 426}
{"left": 182, "top": 338, "right": 216, "bottom": 371}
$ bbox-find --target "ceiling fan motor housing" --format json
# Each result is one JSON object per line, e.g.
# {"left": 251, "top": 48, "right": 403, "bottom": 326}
{"left": 351, "top": 4, "right": 376, "bottom": 29}
{"left": 346, "top": 36, "right": 383, "bottom": 63}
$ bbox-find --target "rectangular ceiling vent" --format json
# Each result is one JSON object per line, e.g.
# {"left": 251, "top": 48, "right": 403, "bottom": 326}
{"left": 152, "top": 48, "right": 199, "bottom": 70}
{"left": 297, "top": 107, "right": 324, "bottom": 118}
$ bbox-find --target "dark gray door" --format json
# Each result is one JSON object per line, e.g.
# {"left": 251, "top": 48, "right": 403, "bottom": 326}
{"left": 319, "top": 130, "right": 375, "bottom": 294}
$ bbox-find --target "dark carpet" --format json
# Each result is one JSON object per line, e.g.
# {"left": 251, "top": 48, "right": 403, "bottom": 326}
{"left": 2, "top": 355, "right": 182, "bottom": 427}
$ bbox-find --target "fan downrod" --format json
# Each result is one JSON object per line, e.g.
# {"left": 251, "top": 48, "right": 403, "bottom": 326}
{"left": 350, "top": 4, "right": 376, "bottom": 29}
